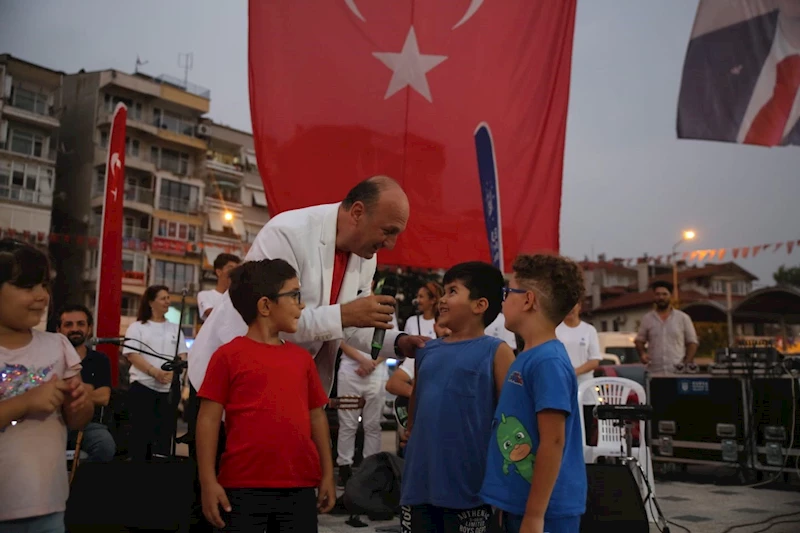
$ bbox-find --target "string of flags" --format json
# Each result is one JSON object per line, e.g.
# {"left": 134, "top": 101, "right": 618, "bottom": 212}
{"left": 611, "top": 239, "right": 800, "bottom": 266}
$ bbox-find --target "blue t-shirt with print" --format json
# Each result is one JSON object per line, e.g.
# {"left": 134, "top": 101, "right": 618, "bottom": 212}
{"left": 479, "top": 339, "right": 586, "bottom": 518}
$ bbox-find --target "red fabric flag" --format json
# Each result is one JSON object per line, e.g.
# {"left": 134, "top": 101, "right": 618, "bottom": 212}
{"left": 94, "top": 103, "right": 126, "bottom": 386}
{"left": 248, "top": 1, "right": 577, "bottom": 269}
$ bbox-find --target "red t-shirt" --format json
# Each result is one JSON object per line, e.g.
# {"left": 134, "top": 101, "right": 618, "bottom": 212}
{"left": 330, "top": 250, "right": 350, "bottom": 304}
{"left": 197, "top": 336, "right": 329, "bottom": 489}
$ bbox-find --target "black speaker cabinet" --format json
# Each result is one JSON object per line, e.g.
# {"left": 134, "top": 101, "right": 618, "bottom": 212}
{"left": 648, "top": 375, "right": 748, "bottom": 465}
{"left": 66, "top": 458, "right": 196, "bottom": 532}
{"left": 751, "top": 376, "right": 800, "bottom": 470}
{"left": 580, "top": 464, "right": 649, "bottom": 533}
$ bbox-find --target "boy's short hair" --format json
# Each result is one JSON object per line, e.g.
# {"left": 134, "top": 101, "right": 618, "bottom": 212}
{"left": 443, "top": 261, "right": 504, "bottom": 327}
{"left": 512, "top": 254, "right": 585, "bottom": 325}
{"left": 650, "top": 280, "right": 673, "bottom": 293}
{"left": 229, "top": 259, "right": 298, "bottom": 325}
{"left": 214, "top": 253, "right": 241, "bottom": 272}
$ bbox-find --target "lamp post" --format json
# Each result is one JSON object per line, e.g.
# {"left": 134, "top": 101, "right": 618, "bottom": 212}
{"left": 672, "top": 230, "right": 696, "bottom": 308}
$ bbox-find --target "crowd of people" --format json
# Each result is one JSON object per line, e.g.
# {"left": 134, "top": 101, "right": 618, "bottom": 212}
{"left": 0, "top": 176, "right": 701, "bottom": 533}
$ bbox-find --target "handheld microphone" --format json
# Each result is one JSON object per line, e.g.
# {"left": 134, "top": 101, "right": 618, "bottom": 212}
{"left": 86, "top": 336, "right": 127, "bottom": 347}
{"left": 370, "top": 275, "right": 399, "bottom": 360}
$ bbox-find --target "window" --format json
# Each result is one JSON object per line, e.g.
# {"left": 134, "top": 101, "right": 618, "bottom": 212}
{"left": 99, "top": 133, "right": 138, "bottom": 157}
{"left": 210, "top": 179, "right": 241, "bottom": 203}
{"left": 122, "top": 251, "right": 148, "bottom": 273}
{"left": 156, "top": 218, "right": 196, "bottom": 241}
{"left": 121, "top": 295, "right": 139, "bottom": 316}
{"left": 8, "top": 128, "right": 44, "bottom": 157}
{"left": 100, "top": 131, "right": 109, "bottom": 148}
{"left": 154, "top": 260, "right": 196, "bottom": 293}
{"left": 153, "top": 108, "right": 196, "bottom": 136}
{"left": 159, "top": 179, "right": 199, "bottom": 213}
{"left": 11, "top": 87, "right": 48, "bottom": 115}
{"left": 0, "top": 160, "right": 53, "bottom": 206}
{"left": 104, "top": 94, "right": 142, "bottom": 121}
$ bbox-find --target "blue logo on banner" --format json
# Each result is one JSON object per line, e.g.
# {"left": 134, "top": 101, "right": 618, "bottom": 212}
{"left": 474, "top": 122, "right": 504, "bottom": 271}
{"left": 677, "top": 378, "right": 710, "bottom": 395}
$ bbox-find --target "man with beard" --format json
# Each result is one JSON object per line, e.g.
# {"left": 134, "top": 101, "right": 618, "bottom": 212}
{"left": 57, "top": 304, "right": 116, "bottom": 462}
{"left": 634, "top": 281, "right": 698, "bottom": 373}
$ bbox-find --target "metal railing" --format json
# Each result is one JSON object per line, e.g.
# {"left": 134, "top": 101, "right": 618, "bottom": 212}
{"left": 158, "top": 195, "right": 199, "bottom": 214}
{"left": 124, "top": 185, "right": 154, "bottom": 205}
{"left": 122, "top": 225, "right": 151, "bottom": 241}
{"left": 0, "top": 185, "right": 52, "bottom": 207}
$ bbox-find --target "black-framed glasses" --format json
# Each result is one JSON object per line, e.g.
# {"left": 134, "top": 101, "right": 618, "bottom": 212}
{"left": 273, "top": 289, "right": 302, "bottom": 304}
{"left": 502, "top": 287, "right": 527, "bottom": 302}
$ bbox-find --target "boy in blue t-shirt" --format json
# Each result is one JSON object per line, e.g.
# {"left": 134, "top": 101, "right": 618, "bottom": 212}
{"left": 480, "top": 254, "right": 587, "bottom": 533}
{"left": 400, "top": 262, "right": 516, "bottom": 533}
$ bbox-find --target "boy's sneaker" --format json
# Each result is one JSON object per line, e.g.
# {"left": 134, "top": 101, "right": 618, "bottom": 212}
{"left": 337, "top": 464, "right": 352, "bottom": 488}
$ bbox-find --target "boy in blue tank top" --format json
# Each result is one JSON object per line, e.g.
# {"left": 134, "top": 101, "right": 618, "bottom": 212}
{"left": 480, "top": 254, "right": 587, "bottom": 533}
{"left": 400, "top": 262, "right": 516, "bottom": 533}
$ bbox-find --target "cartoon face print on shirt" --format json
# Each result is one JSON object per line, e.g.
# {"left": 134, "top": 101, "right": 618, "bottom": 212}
{"left": 496, "top": 414, "right": 535, "bottom": 483}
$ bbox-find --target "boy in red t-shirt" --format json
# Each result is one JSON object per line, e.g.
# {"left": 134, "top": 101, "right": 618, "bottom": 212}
{"left": 196, "top": 258, "right": 336, "bottom": 532}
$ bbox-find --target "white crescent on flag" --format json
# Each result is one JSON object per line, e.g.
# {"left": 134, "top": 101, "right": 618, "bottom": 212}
{"left": 344, "top": 0, "right": 485, "bottom": 29}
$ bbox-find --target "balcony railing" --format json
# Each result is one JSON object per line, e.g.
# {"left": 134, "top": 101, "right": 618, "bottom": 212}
{"left": 122, "top": 225, "right": 151, "bottom": 241}
{"left": 0, "top": 185, "right": 52, "bottom": 207}
{"left": 158, "top": 195, "right": 199, "bottom": 214}
{"left": 124, "top": 185, "right": 155, "bottom": 206}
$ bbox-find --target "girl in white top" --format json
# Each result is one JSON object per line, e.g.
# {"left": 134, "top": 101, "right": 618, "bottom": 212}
{"left": 403, "top": 281, "right": 444, "bottom": 337}
{"left": 122, "top": 285, "right": 187, "bottom": 460}
{"left": 0, "top": 240, "right": 93, "bottom": 531}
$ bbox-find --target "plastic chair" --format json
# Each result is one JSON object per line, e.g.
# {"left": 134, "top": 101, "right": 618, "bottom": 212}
{"left": 579, "top": 377, "right": 657, "bottom": 523}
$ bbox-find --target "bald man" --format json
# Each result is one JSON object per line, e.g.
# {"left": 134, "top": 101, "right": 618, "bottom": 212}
{"left": 189, "top": 176, "right": 427, "bottom": 396}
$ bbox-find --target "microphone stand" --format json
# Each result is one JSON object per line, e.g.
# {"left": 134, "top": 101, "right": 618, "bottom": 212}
{"left": 167, "top": 288, "right": 189, "bottom": 458}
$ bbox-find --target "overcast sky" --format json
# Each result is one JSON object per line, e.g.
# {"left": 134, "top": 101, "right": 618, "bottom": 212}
{"left": 1, "top": 0, "right": 797, "bottom": 285}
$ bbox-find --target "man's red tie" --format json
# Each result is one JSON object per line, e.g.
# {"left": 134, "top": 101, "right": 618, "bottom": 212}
{"left": 744, "top": 54, "right": 800, "bottom": 146}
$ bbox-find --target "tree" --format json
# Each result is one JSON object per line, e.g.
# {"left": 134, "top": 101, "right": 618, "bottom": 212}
{"left": 773, "top": 265, "right": 800, "bottom": 287}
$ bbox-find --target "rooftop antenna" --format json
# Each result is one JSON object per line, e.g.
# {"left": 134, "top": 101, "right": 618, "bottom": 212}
{"left": 135, "top": 55, "right": 148, "bottom": 74}
{"left": 178, "top": 52, "right": 194, "bottom": 88}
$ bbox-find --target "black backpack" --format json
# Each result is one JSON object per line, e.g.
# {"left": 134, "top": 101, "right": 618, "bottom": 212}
{"left": 343, "top": 452, "right": 404, "bottom": 521}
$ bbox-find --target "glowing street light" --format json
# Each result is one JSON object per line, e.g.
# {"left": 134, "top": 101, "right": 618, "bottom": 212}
{"left": 223, "top": 211, "right": 234, "bottom": 222}
{"left": 683, "top": 230, "right": 696, "bottom": 241}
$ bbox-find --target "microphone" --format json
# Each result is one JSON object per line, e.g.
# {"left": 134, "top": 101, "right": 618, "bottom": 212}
{"left": 86, "top": 336, "right": 128, "bottom": 347}
{"left": 370, "top": 275, "right": 399, "bottom": 360}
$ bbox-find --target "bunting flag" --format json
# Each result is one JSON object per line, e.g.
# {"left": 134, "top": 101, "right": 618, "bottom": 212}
{"left": 94, "top": 103, "right": 127, "bottom": 387}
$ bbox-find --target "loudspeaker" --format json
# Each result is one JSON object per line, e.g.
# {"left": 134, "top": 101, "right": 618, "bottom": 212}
{"left": 66, "top": 457, "right": 196, "bottom": 532}
{"left": 580, "top": 464, "right": 649, "bottom": 533}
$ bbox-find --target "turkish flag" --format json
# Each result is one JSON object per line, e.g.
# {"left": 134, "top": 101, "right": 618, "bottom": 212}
{"left": 94, "top": 103, "right": 126, "bottom": 385}
{"left": 249, "top": 0, "right": 576, "bottom": 270}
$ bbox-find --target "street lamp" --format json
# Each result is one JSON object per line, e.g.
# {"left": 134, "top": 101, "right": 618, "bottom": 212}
{"left": 223, "top": 211, "right": 234, "bottom": 222}
{"left": 672, "top": 229, "right": 696, "bottom": 307}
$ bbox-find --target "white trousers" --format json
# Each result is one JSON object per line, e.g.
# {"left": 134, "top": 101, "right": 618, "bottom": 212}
{"left": 336, "top": 363, "right": 387, "bottom": 466}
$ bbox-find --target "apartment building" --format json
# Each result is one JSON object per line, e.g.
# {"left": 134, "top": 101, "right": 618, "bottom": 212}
{"left": 197, "top": 119, "right": 269, "bottom": 292}
{"left": 51, "top": 69, "right": 211, "bottom": 335}
{"left": 0, "top": 54, "right": 62, "bottom": 248}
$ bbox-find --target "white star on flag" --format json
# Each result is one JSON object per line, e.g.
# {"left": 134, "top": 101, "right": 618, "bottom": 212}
{"left": 373, "top": 26, "right": 447, "bottom": 103}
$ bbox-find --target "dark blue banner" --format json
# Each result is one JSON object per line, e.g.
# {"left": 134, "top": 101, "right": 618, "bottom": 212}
{"left": 474, "top": 122, "right": 504, "bottom": 271}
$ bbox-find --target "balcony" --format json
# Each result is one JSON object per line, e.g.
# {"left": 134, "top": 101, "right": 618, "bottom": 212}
{"left": 96, "top": 108, "right": 159, "bottom": 136}
{"left": 94, "top": 146, "right": 157, "bottom": 174}
{"left": 152, "top": 277, "right": 196, "bottom": 295}
{"left": 158, "top": 195, "right": 200, "bottom": 215}
{"left": 205, "top": 158, "right": 243, "bottom": 178}
{"left": 0, "top": 184, "right": 52, "bottom": 208}
{"left": 123, "top": 225, "right": 151, "bottom": 241}
{"left": 91, "top": 182, "right": 155, "bottom": 215}
{"left": 3, "top": 102, "right": 59, "bottom": 130}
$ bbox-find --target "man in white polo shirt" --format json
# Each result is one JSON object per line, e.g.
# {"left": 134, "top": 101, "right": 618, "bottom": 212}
{"left": 556, "top": 302, "right": 602, "bottom": 385}
{"left": 196, "top": 253, "right": 241, "bottom": 322}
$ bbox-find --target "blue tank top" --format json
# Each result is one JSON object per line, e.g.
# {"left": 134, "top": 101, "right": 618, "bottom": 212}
{"left": 400, "top": 335, "right": 504, "bottom": 509}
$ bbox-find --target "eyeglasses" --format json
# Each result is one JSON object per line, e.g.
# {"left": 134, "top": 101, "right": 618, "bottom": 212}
{"left": 273, "top": 289, "right": 302, "bottom": 304}
{"left": 502, "top": 287, "right": 528, "bottom": 302}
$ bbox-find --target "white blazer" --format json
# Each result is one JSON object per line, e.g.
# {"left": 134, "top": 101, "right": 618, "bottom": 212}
{"left": 187, "top": 202, "right": 402, "bottom": 395}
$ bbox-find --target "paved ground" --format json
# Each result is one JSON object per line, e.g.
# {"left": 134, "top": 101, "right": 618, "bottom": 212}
{"left": 178, "top": 427, "right": 800, "bottom": 533}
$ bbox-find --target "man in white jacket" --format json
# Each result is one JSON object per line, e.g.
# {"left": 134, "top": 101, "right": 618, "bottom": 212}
{"left": 188, "top": 176, "right": 427, "bottom": 396}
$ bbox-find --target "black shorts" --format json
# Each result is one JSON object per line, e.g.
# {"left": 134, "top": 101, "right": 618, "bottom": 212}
{"left": 216, "top": 487, "right": 317, "bottom": 533}
{"left": 401, "top": 504, "right": 493, "bottom": 533}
